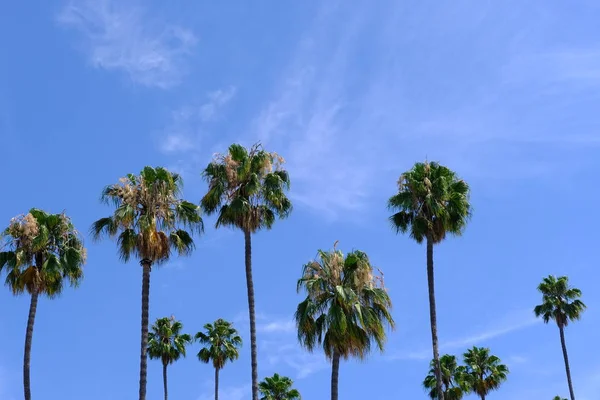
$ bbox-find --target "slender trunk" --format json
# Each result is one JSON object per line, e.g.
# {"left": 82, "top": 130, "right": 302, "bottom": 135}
{"left": 215, "top": 367, "right": 219, "bottom": 400}
{"left": 162, "top": 363, "right": 168, "bottom": 400}
{"left": 139, "top": 260, "right": 152, "bottom": 400}
{"left": 23, "top": 287, "right": 39, "bottom": 400}
{"left": 559, "top": 325, "right": 576, "bottom": 400}
{"left": 481, "top": 395, "right": 485, "bottom": 400}
{"left": 331, "top": 352, "right": 340, "bottom": 400}
{"left": 244, "top": 230, "right": 259, "bottom": 400}
{"left": 427, "top": 237, "right": 444, "bottom": 400}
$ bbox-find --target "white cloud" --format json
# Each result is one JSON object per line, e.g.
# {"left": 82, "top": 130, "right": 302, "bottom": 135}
{"left": 257, "top": 318, "right": 295, "bottom": 334}
{"left": 197, "top": 384, "right": 249, "bottom": 400}
{"left": 391, "top": 308, "right": 539, "bottom": 361}
{"left": 57, "top": 0, "right": 196, "bottom": 88}
{"left": 159, "top": 86, "right": 237, "bottom": 154}
{"left": 200, "top": 86, "right": 237, "bottom": 122}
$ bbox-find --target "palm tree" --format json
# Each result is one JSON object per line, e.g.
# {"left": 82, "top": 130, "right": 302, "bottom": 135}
{"left": 148, "top": 316, "right": 192, "bottom": 400}
{"left": 534, "top": 275, "right": 585, "bottom": 400}
{"left": 388, "top": 161, "right": 471, "bottom": 400}
{"left": 201, "top": 143, "right": 291, "bottom": 400}
{"left": 295, "top": 243, "right": 394, "bottom": 400}
{"left": 463, "top": 346, "right": 509, "bottom": 400}
{"left": 554, "top": 397, "right": 568, "bottom": 400}
{"left": 423, "top": 354, "right": 470, "bottom": 399}
{"left": 0, "top": 209, "right": 86, "bottom": 400}
{"left": 258, "top": 373, "right": 301, "bottom": 400}
{"left": 196, "top": 319, "right": 243, "bottom": 400}
{"left": 91, "top": 166, "right": 203, "bottom": 400}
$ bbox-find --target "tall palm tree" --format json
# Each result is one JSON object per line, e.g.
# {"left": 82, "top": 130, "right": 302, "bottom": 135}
{"left": 295, "top": 243, "right": 395, "bottom": 400}
{"left": 91, "top": 166, "right": 203, "bottom": 400}
{"left": 388, "top": 161, "right": 471, "bottom": 400}
{"left": 534, "top": 275, "right": 585, "bottom": 400}
{"left": 201, "top": 143, "right": 291, "bottom": 400}
{"left": 423, "top": 354, "right": 470, "bottom": 400}
{"left": 463, "top": 346, "right": 508, "bottom": 400}
{"left": 196, "top": 319, "right": 243, "bottom": 400}
{"left": 148, "top": 316, "right": 192, "bottom": 400}
{"left": 0, "top": 209, "right": 86, "bottom": 400}
{"left": 258, "top": 373, "right": 301, "bottom": 400}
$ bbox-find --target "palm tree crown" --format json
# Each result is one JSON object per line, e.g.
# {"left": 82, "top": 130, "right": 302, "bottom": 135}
{"left": 423, "top": 354, "right": 469, "bottom": 400}
{"left": 196, "top": 319, "right": 242, "bottom": 370}
{"left": 258, "top": 373, "right": 301, "bottom": 400}
{"left": 200, "top": 143, "right": 292, "bottom": 233}
{"left": 463, "top": 346, "right": 508, "bottom": 399}
{"left": 388, "top": 161, "right": 471, "bottom": 243}
{"left": 0, "top": 209, "right": 86, "bottom": 296}
{"left": 534, "top": 275, "right": 586, "bottom": 328}
{"left": 91, "top": 166, "right": 203, "bottom": 264}
{"left": 148, "top": 316, "right": 192, "bottom": 366}
{"left": 295, "top": 245, "right": 395, "bottom": 360}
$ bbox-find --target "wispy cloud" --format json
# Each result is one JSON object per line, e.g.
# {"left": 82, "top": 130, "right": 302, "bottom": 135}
{"left": 257, "top": 318, "right": 295, "bottom": 334}
{"left": 160, "top": 86, "right": 237, "bottom": 155}
{"left": 391, "top": 309, "right": 539, "bottom": 361}
{"left": 197, "top": 384, "right": 249, "bottom": 400}
{"left": 57, "top": 0, "right": 196, "bottom": 88}
{"left": 248, "top": 1, "right": 600, "bottom": 218}
{"left": 232, "top": 312, "right": 328, "bottom": 379}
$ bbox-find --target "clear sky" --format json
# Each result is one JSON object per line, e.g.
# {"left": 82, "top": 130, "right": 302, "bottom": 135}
{"left": 1, "top": 1, "right": 599, "bottom": 399}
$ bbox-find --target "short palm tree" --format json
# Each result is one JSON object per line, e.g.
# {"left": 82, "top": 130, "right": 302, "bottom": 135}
{"left": 201, "top": 143, "right": 291, "bottom": 400}
{"left": 295, "top": 244, "right": 394, "bottom": 400}
{"left": 196, "top": 319, "right": 243, "bottom": 400}
{"left": 553, "top": 397, "right": 568, "bottom": 400}
{"left": 534, "top": 275, "right": 585, "bottom": 400}
{"left": 148, "top": 316, "right": 192, "bottom": 400}
{"left": 91, "top": 166, "right": 203, "bottom": 400}
{"left": 258, "top": 373, "right": 301, "bottom": 400}
{"left": 0, "top": 209, "right": 86, "bottom": 400}
{"left": 388, "top": 161, "right": 471, "bottom": 400}
{"left": 423, "top": 354, "right": 469, "bottom": 400}
{"left": 463, "top": 346, "right": 508, "bottom": 400}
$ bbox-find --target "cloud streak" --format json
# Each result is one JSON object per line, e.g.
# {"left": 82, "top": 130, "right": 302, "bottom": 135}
{"left": 160, "top": 86, "right": 237, "bottom": 155}
{"left": 391, "top": 309, "right": 539, "bottom": 361}
{"left": 58, "top": 0, "right": 196, "bottom": 88}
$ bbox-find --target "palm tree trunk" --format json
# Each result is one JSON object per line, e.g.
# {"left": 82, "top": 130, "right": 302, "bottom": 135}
{"left": 139, "top": 260, "right": 152, "bottom": 400}
{"left": 163, "top": 363, "right": 168, "bottom": 400}
{"left": 23, "top": 287, "right": 39, "bottom": 400}
{"left": 331, "top": 351, "right": 340, "bottom": 400}
{"left": 215, "top": 367, "right": 219, "bottom": 400}
{"left": 427, "top": 237, "right": 444, "bottom": 400}
{"left": 559, "top": 325, "right": 576, "bottom": 400}
{"left": 244, "top": 230, "right": 259, "bottom": 400}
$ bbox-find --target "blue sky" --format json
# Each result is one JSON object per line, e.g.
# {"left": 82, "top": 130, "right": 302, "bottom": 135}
{"left": 1, "top": 0, "right": 599, "bottom": 399}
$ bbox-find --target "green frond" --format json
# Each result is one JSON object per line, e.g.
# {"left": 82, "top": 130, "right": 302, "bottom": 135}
{"left": 92, "top": 166, "right": 203, "bottom": 266}
{"left": 534, "top": 275, "right": 586, "bottom": 327}
{"left": 295, "top": 244, "right": 394, "bottom": 362}
{"left": 195, "top": 319, "right": 242, "bottom": 370}
{"left": 389, "top": 161, "right": 471, "bottom": 244}
{"left": 0, "top": 209, "right": 86, "bottom": 298}
{"left": 201, "top": 143, "right": 292, "bottom": 233}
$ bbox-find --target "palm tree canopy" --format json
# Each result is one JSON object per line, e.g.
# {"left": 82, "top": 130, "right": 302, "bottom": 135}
{"left": 91, "top": 166, "right": 203, "bottom": 265}
{"left": 0, "top": 209, "right": 86, "bottom": 297}
{"left": 295, "top": 244, "right": 395, "bottom": 361}
{"left": 148, "top": 316, "right": 192, "bottom": 366}
{"left": 463, "top": 346, "right": 509, "bottom": 397}
{"left": 388, "top": 161, "right": 471, "bottom": 244}
{"left": 195, "top": 319, "right": 242, "bottom": 370}
{"left": 201, "top": 143, "right": 292, "bottom": 233}
{"left": 553, "top": 396, "right": 568, "bottom": 400}
{"left": 258, "top": 373, "right": 301, "bottom": 400}
{"left": 534, "top": 275, "right": 586, "bottom": 328}
{"left": 423, "top": 354, "right": 469, "bottom": 400}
